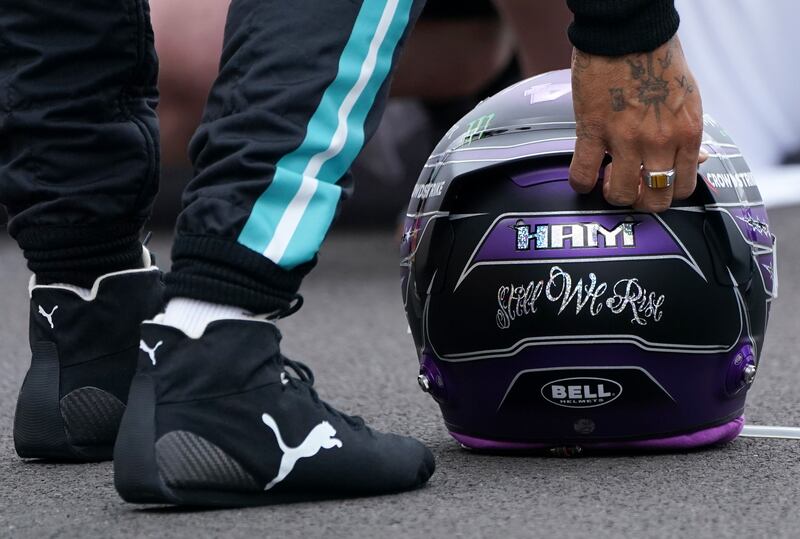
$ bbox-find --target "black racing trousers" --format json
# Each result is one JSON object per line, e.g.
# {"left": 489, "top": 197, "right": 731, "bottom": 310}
{"left": 0, "top": 0, "right": 425, "bottom": 314}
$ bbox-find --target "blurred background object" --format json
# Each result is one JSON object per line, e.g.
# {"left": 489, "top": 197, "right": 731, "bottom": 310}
{"left": 675, "top": 0, "right": 800, "bottom": 205}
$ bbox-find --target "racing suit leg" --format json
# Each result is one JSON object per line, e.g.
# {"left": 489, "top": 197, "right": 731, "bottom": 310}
{"left": 0, "top": 0, "right": 160, "bottom": 286}
{"left": 166, "top": 0, "right": 426, "bottom": 314}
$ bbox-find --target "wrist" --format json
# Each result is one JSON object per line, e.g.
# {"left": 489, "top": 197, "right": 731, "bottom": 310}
{"left": 567, "top": 0, "right": 679, "bottom": 56}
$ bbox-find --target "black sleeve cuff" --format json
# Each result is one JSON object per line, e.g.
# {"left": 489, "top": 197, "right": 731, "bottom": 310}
{"left": 15, "top": 222, "right": 145, "bottom": 287}
{"left": 165, "top": 234, "right": 313, "bottom": 315}
{"left": 567, "top": 0, "right": 679, "bottom": 56}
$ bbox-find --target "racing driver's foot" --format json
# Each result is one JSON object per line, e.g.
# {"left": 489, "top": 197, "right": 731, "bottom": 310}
{"left": 114, "top": 315, "right": 435, "bottom": 506}
{"left": 14, "top": 248, "right": 163, "bottom": 461}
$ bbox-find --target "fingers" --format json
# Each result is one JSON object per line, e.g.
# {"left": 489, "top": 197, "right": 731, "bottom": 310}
{"left": 634, "top": 146, "right": 676, "bottom": 212}
{"left": 604, "top": 152, "right": 641, "bottom": 206}
{"left": 666, "top": 147, "right": 707, "bottom": 201}
{"left": 670, "top": 117, "right": 705, "bottom": 198}
{"left": 672, "top": 146, "right": 701, "bottom": 200}
{"left": 604, "top": 146, "right": 707, "bottom": 210}
{"left": 570, "top": 128, "right": 707, "bottom": 209}
{"left": 569, "top": 131, "right": 605, "bottom": 193}
{"left": 602, "top": 162, "right": 638, "bottom": 204}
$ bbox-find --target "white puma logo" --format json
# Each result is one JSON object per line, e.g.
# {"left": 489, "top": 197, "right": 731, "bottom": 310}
{"left": 261, "top": 413, "right": 342, "bottom": 490}
{"left": 139, "top": 339, "right": 163, "bottom": 365}
{"left": 38, "top": 305, "right": 58, "bottom": 329}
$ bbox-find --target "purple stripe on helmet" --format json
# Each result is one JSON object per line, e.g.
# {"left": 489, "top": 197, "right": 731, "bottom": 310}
{"left": 474, "top": 213, "right": 684, "bottom": 263}
{"left": 511, "top": 165, "right": 606, "bottom": 188}
{"left": 426, "top": 343, "right": 750, "bottom": 441}
{"left": 510, "top": 166, "right": 571, "bottom": 188}
{"left": 450, "top": 416, "right": 744, "bottom": 452}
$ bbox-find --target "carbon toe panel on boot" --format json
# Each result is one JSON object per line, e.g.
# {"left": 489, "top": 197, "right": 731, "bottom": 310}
{"left": 155, "top": 431, "right": 260, "bottom": 491}
{"left": 14, "top": 266, "right": 164, "bottom": 460}
{"left": 60, "top": 387, "right": 126, "bottom": 447}
{"left": 114, "top": 320, "right": 435, "bottom": 506}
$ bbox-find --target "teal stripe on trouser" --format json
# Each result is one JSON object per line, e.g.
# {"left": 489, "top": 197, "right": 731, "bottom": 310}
{"left": 237, "top": 0, "right": 388, "bottom": 259}
{"left": 279, "top": 0, "right": 414, "bottom": 268}
{"left": 237, "top": 0, "right": 413, "bottom": 269}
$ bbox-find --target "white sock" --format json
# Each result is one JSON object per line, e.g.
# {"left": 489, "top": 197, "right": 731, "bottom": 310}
{"left": 161, "top": 297, "right": 270, "bottom": 338}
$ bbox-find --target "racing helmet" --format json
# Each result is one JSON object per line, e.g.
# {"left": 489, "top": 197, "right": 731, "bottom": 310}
{"left": 401, "top": 69, "right": 777, "bottom": 451}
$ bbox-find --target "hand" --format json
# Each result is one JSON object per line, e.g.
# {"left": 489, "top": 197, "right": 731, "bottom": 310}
{"left": 569, "top": 36, "right": 705, "bottom": 212}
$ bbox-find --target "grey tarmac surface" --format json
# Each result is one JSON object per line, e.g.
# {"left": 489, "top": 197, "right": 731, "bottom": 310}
{"left": 1, "top": 206, "right": 799, "bottom": 538}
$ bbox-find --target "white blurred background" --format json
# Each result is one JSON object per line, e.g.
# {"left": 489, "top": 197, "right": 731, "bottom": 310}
{"left": 677, "top": 0, "right": 800, "bottom": 206}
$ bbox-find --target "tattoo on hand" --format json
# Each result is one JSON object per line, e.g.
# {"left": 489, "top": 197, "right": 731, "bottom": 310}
{"left": 674, "top": 75, "right": 695, "bottom": 95}
{"left": 609, "top": 88, "right": 626, "bottom": 111}
{"left": 626, "top": 58, "right": 645, "bottom": 80}
{"left": 658, "top": 48, "right": 673, "bottom": 70}
{"left": 640, "top": 53, "right": 669, "bottom": 121}
{"left": 582, "top": 38, "right": 693, "bottom": 126}
{"left": 623, "top": 50, "right": 670, "bottom": 123}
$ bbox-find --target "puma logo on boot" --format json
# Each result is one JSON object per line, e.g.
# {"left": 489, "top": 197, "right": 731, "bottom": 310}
{"left": 139, "top": 339, "right": 163, "bottom": 365}
{"left": 38, "top": 305, "right": 58, "bottom": 329}
{"left": 261, "top": 413, "right": 342, "bottom": 490}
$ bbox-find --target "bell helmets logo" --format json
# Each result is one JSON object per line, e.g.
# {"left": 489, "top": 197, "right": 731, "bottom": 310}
{"left": 541, "top": 377, "right": 622, "bottom": 408}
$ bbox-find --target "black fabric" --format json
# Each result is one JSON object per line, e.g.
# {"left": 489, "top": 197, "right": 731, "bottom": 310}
{"left": 14, "top": 268, "right": 164, "bottom": 460}
{"left": 0, "top": 0, "right": 160, "bottom": 240}
{"left": 16, "top": 223, "right": 144, "bottom": 287}
{"left": 29, "top": 268, "right": 164, "bottom": 382}
{"left": 178, "top": 0, "right": 364, "bottom": 244}
{"left": 0, "top": 0, "right": 158, "bottom": 285}
{"left": 567, "top": 0, "right": 679, "bottom": 56}
{"left": 420, "top": 0, "right": 497, "bottom": 20}
{"left": 129, "top": 320, "right": 434, "bottom": 499}
{"left": 165, "top": 235, "right": 310, "bottom": 314}
{"left": 165, "top": 0, "right": 427, "bottom": 312}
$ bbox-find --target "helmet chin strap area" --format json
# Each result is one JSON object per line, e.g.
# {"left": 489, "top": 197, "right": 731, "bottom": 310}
{"left": 740, "top": 425, "right": 800, "bottom": 440}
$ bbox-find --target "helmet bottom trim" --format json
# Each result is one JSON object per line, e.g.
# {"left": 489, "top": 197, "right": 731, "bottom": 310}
{"left": 450, "top": 416, "right": 744, "bottom": 453}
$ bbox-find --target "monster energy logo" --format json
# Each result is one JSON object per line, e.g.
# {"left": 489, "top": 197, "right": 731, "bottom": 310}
{"left": 462, "top": 113, "right": 495, "bottom": 145}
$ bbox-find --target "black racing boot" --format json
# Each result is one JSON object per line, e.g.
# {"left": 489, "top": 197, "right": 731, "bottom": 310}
{"left": 114, "top": 319, "right": 435, "bottom": 506}
{"left": 13, "top": 249, "right": 164, "bottom": 461}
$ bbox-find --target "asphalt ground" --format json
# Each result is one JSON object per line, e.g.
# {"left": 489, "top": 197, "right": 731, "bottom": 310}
{"left": 1, "top": 206, "right": 799, "bottom": 538}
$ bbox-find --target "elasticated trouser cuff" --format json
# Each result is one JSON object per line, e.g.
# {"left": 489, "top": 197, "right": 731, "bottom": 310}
{"left": 567, "top": 0, "right": 679, "bottom": 56}
{"left": 165, "top": 235, "right": 313, "bottom": 315}
{"left": 15, "top": 223, "right": 144, "bottom": 287}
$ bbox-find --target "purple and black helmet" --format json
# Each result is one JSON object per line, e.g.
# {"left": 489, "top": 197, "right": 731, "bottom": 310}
{"left": 401, "top": 69, "right": 777, "bottom": 452}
